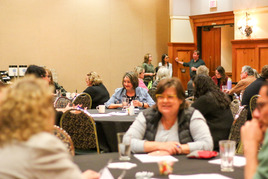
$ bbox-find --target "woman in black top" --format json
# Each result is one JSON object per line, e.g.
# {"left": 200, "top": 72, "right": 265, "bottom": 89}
{"left": 192, "top": 74, "right": 233, "bottom": 151}
{"left": 83, "top": 71, "right": 110, "bottom": 109}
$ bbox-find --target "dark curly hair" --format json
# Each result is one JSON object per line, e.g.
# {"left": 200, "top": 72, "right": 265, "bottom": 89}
{"left": 194, "top": 74, "right": 230, "bottom": 109}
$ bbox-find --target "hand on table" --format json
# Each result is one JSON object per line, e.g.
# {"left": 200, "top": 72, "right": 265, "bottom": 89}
{"left": 158, "top": 141, "right": 182, "bottom": 155}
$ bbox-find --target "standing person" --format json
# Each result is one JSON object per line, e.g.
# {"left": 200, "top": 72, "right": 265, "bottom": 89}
{"left": 134, "top": 66, "right": 148, "bottom": 91}
{"left": 158, "top": 54, "right": 172, "bottom": 77}
{"left": 212, "top": 66, "right": 228, "bottom": 89}
{"left": 124, "top": 77, "right": 213, "bottom": 155}
{"left": 242, "top": 65, "right": 268, "bottom": 120}
{"left": 142, "top": 53, "right": 155, "bottom": 87}
{"left": 83, "top": 71, "right": 110, "bottom": 109}
{"left": 192, "top": 75, "right": 233, "bottom": 151}
{"left": 175, "top": 50, "right": 205, "bottom": 79}
{"left": 241, "top": 82, "right": 268, "bottom": 179}
{"left": 175, "top": 50, "right": 205, "bottom": 96}
{"left": 0, "top": 77, "right": 99, "bottom": 179}
{"left": 105, "top": 71, "right": 155, "bottom": 109}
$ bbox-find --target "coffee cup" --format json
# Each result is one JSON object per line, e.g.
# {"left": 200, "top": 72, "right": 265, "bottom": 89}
{"left": 96, "top": 105, "right": 105, "bottom": 113}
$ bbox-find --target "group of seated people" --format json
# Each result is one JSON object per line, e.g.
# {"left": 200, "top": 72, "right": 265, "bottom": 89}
{"left": 1, "top": 58, "right": 268, "bottom": 178}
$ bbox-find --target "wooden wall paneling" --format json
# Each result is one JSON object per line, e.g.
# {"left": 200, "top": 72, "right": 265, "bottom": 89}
{"left": 236, "top": 48, "right": 255, "bottom": 81}
{"left": 231, "top": 38, "right": 268, "bottom": 82}
{"left": 168, "top": 43, "right": 195, "bottom": 90}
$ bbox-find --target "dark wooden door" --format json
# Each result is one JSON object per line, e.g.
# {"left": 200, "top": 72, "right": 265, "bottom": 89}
{"left": 201, "top": 27, "right": 221, "bottom": 76}
{"left": 174, "top": 51, "right": 191, "bottom": 90}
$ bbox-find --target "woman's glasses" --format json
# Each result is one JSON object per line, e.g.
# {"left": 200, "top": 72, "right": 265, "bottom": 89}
{"left": 155, "top": 94, "right": 177, "bottom": 101}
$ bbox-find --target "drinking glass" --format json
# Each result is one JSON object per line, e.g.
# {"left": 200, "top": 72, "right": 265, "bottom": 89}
{"left": 117, "top": 132, "right": 131, "bottom": 161}
{"left": 219, "top": 140, "right": 236, "bottom": 172}
{"left": 122, "top": 97, "right": 129, "bottom": 110}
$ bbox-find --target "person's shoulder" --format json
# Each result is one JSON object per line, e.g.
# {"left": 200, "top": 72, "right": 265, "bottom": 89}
{"left": 212, "top": 75, "right": 217, "bottom": 80}
{"left": 26, "top": 132, "right": 65, "bottom": 151}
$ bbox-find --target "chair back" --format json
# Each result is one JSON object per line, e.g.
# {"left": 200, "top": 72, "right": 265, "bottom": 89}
{"left": 72, "top": 93, "right": 92, "bottom": 109}
{"left": 250, "top": 94, "right": 259, "bottom": 114}
{"left": 148, "top": 87, "right": 157, "bottom": 102}
{"left": 53, "top": 125, "right": 75, "bottom": 156}
{"left": 228, "top": 105, "right": 248, "bottom": 152}
{"left": 60, "top": 109, "right": 99, "bottom": 154}
{"left": 229, "top": 99, "right": 241, "bottom": 119}
{"left": 54, "top": 96, "right": 72, "bottom": 108}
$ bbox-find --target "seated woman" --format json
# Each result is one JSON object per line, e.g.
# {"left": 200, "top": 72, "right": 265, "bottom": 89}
{"left": 134, "top": 66, "right": 148, "bottom": 91}
{"left": 105, "top": 71, "right": 155, "bottom": 109}
{"left": 83, "top": 71, "right": 110, "bottom": 109}
{"left": 0, "top": 76, "right": 99, "bottom": 179}
{"left": 152, "top": 66, "right": 170, "bottom": 89}
{"left": 46, "top": 68, "right": 67, "bottom": 95}
{"left": 212, "top": 66, "right": 228, "bottom": 89}
{"left": 124, "top": 78, "right": 213, "bottom": 155}
{"left": 192, "top": 74, "right": 234, "bottom": 151}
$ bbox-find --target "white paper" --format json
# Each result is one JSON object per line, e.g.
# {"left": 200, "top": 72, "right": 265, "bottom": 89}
{"left": 169, "top": 173, "right": 232, "bottom": 179}
{"left": 134, "top": 154, "right": 178, "bottom": 163}
{"left": 90, "top": 114, "right": 112, "bottom": 117}
{"left": 108, "top": 162, "right": 137, "bottom": 169}
{"left": 100, "top": 167, "right": 114, "bottom": 179}
{"left": 208, "top": 156, "right": 246, "bottom": 167}
{"left": 108, "top": 112, "right": 128, "bottom": 116}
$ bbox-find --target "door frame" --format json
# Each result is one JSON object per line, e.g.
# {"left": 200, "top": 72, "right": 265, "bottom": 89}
{"left": 190, "top": 11, "right": 234, "bottom": 48}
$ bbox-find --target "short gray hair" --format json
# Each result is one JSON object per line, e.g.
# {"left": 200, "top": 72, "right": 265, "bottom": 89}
{"left": 156, "top": 66, "right": 170, "bottom": 81}
{"left": 197, "top": 65, "right": 209, "bottom": 76}
{"left": 242, "top": 65, "right": 254, "bottom": 76}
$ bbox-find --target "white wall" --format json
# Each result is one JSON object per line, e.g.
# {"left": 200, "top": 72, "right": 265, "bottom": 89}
{"left": 221, "top": 25, "right": 234, "bottom": 72}
{"left": 0, "top": 0, "right": 169, "bottom": 94}
{"left": 190, "top": 0, "right": 233, "bottom": 15}
{"left": 170, "top": 16, "right": 194, "bottom": 42}
{"left": 234, "top": 7, "right": 268, "bottom": 39}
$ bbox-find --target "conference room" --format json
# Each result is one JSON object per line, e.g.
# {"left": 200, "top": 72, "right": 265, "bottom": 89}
{"left": 0, "top": 0, "right": 268, "bottom": 178}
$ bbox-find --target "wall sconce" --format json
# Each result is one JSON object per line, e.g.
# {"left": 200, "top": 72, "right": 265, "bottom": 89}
{"left": 237, "top": 12, "right": 253, "bottom": 37}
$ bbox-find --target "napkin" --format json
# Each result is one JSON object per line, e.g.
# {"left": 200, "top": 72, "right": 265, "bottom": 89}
{"left": 107, "top": 162, "right": 137, "bottom": 170}
{"left": 187, "top": 151, "right": 218, "bottom": 159}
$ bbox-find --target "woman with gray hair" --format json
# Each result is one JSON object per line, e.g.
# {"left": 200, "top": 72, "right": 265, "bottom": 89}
{"left": 134, "top": 66, "right": 148, "bottom": 91}
{"left": 152, "top": 66, "right": 170, "bottom": 89}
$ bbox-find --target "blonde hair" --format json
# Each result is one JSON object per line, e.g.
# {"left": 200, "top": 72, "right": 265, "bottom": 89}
{"left": 86, "top": 71, "right": 102, "bottom": 86}
{"left": 0, "top": 76, "right": 55, "bottom": 146}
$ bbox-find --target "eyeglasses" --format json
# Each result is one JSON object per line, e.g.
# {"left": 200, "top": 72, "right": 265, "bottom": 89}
{"left": 155, "top": 94, "right": 177, "bottom": 101}
{"left": 256, "top": 101, "right": 268, "bottom": 111}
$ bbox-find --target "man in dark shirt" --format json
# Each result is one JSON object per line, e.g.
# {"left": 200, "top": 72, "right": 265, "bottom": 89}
{"left": 242, "top": 65, "right": 268, "bottom": 120}
{"left": 176, "top": 50, "right": 205, "bottom": 96}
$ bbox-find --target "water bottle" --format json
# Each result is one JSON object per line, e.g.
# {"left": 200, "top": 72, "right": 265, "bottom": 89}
{"left": 227, "top": 78, "right": 232, "bottom": 90}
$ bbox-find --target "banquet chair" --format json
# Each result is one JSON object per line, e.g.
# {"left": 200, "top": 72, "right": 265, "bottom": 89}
{"left": 228, "top": 105, "right": 247, "bottom": 153}
{"left": 60, "top": 109, "right": 100, "bottom": 155}
{"left": 54, "top": 96, "right": 72, "bottom": 108}
{"left": 229, "top": 98, "right": 241, "bottom": 119}
{"left": 250, "top": 94, "right": 259, "bottom": 114}
{"left": 53, "top": 125, "right": 75, "bottom": 156}
{"left": 148, "top": 87, "right": 157, "bottom": 102}
{"left": 72, "top": 93, "right": 92, "bottom": 109}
